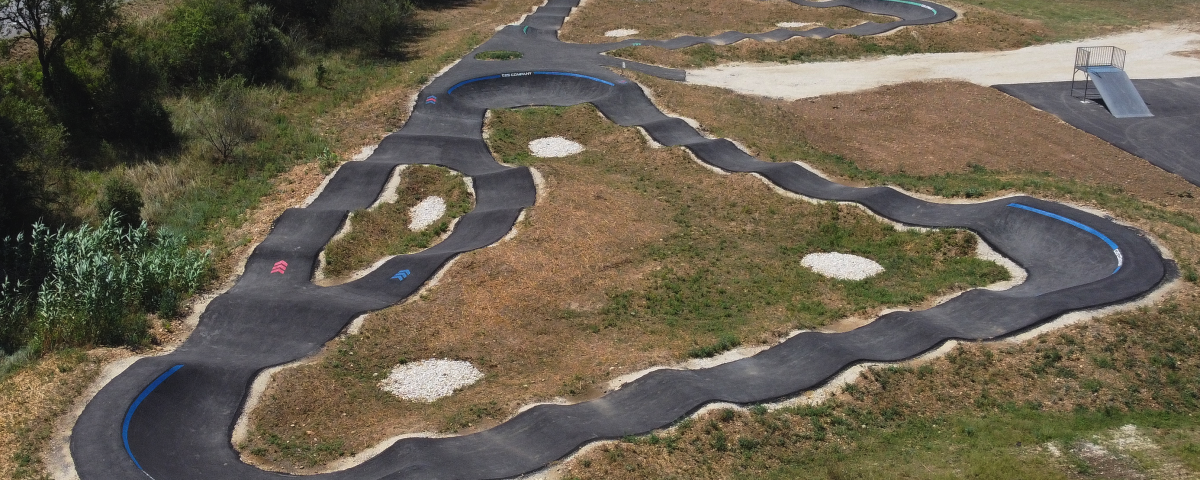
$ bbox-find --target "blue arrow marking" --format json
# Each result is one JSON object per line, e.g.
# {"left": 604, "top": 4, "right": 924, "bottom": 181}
{"left": 391, "top": 269, "right": 411, "bottom": 280}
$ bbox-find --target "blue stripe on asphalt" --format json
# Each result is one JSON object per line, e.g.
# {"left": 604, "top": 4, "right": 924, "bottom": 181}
{"left": 448, "top": 71, "right": 615, "bottom": 94}
{"left": 123, "top": 364, "right": 184, "bottom": 471}
{"left": 448, "top": 74, "right": 506, "bottom": 94}
{"left": 885, "top": 0, "right": 937, "bottom": 14}
{"left": 1007, "top": 203, "right": 1123, "bottom": 274}
{"left": 530, "top": 71, "right": 616, "bottom": 86}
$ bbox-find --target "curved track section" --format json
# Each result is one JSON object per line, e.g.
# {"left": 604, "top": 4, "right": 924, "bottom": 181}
{"left": 579, "top": 0, "right": 955, "bottom": 51}
{"left": 71, "top": 1, "right": 1168, "bottom": 479}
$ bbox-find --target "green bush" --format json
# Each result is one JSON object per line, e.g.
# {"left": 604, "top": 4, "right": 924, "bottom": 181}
{"left": 255, "top": 0, "right": 415, "bottom": 54}
{"left": 324, "top": 0, "right": 415, "bottom": 54}
{"left": 154, "top": 0, "right": 290, "bottom": 86}
{"left": 97, "top": 177, "right": 144, "bottom": 227}
{"left": 0, "top": 91, "right": 66, "bottom": 238}
{"left": 0, "top": 213, "right": 211, "bottom": 354}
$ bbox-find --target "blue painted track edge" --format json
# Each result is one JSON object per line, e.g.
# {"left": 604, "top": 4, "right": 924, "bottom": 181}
{"left": 122, "top": 364, "right": 184, "bottom": 471}
{"left": 448, "top": 71, "right": 614, "bottom": 94}
{"left": 1008, "top": 203, "right": 1123, "bottom": 273}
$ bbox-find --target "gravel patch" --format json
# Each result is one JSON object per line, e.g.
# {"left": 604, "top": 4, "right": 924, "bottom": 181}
{"left": 776, "top": 22, "right": 816, "bottom": 28}
{"left": 408, "top": 196, "right": 447, "bottom": 231}
{"left": 529, "top": 136, "right": 585, "bottom": 158}
{"left": 801, "top": 252, "right": 884, "bottom": 280}
{"left": 379, "top": 359, "right": 485, "bottom": 402}
{"left": 604, "top": 29, "right": 639, "bottom": 37}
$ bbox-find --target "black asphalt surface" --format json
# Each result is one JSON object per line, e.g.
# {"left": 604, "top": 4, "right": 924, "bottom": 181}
{"left": 71, "top": 1, "right": 1171, "bottom": 479}
{"left": 996, "top": 77, "right": 1200, "bottom": 187}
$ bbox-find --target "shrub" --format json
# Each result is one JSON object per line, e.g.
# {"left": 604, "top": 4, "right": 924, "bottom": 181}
{"left": 0, "top": 213, "right": 211, "bottom": 354}
{"left": 324, "top": 0, "right": 415, "bottom": 54}
{"left": 95, "top": 44, "right": 178, "bottom": 153}
{"left": 257, "top": 0, "right": 415, "bottom": 54}
{"left": 154, "top": 0, "right": 290, "bottom": 86}
{"left": 185, "top": 76, "right": 269, "bottom": 163}
{"left": 0, "top": 90, "right": 67, "bottom": 237}
{"left": 97, "top": 177, "right": 144, "bottom": 227}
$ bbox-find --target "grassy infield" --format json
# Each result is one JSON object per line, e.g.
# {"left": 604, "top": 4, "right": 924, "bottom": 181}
{"left": 5, "top": 0, "right": 1200, "bottom": 477}
{"left": 555, "top": 1, "right": 1200, "bottom": 478}
{"left": 322, "top": 165, "right": 474, "bottom": 279}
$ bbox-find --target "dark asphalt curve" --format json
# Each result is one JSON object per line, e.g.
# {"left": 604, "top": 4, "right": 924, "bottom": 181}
{"left": 72, "top": 1, "right": 1169, "bottom": 479}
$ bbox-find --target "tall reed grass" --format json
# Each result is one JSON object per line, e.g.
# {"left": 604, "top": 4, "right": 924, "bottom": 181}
{"left": 0, "top": 213, "right": 210, "bottom": 358}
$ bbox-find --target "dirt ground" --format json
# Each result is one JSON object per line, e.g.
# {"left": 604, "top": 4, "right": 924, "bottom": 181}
{"left": 638, "top": 76, "right": 1200, "bottom": 212}
{"left": 776, "top": 80, "right": 1200, "bottom": 205}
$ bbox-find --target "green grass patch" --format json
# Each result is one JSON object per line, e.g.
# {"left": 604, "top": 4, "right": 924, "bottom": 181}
{"left": 322, "top": 165, "right": 473, "bottom": 278}
{"left": 687, "top": 334, "right": 742, "bottom": 358}
{"left": 474, "top": 50, "right": 523, "bottom": 61}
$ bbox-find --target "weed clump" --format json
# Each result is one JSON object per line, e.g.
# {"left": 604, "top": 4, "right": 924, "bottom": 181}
{"left": 687, "top": 334, "right": 741, "bottom": 358}
{"left": 0, "top": 213, "right": 210, "bottom": 357}
{"left": 474, "top": 50, "right": 523, "bottom": 61}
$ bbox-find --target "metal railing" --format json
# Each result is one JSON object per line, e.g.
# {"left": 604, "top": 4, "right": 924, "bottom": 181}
{"left": 1075, "top": 46, "right": 1126, "bottom": 70}
{"left": 1072, "top": 46, "right": 1127, "bottom": 100}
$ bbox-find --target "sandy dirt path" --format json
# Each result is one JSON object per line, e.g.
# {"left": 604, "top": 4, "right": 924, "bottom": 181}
{"left": 687, "top": 26, "right": 1200, "bottom": 99}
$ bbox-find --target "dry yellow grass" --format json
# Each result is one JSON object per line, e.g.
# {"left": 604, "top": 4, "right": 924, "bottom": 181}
{"left": 240, "top": 103, "right": 1007, "bottom": 471}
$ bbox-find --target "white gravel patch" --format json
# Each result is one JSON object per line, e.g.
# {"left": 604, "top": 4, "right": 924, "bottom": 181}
{"left": 379, "top": 359, "right": 485, "bottom": 402}
{"left": 604, "top": 29, "right": 639, "bottom": 37}
{"left": 408, "top": 196, "right": 447, "bottom": 231}
{"left": 801, "top": 252, "right": 884, "bottom": 280}
{"left": 776, "top": 22, "right": 816, "bottom": 28}
{"left": 529, "top": 136, "right": 585, "bottom": 158}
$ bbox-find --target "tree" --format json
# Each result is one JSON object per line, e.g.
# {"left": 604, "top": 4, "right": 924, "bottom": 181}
{"left": 188, "top": 77, "right": 264, "bottom": 164}
{"left": 0, "top": 0, "right": 120, "bottom": 97}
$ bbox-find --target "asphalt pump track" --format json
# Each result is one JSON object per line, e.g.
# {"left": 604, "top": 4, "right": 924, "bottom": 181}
{"left": 70, "top": 1, "right": 1173, "bottom": 478}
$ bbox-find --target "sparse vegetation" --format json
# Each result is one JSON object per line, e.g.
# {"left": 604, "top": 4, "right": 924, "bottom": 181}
{"left": 564, "top": 301, "right": 1200, "bottom": 478}
{"left": 474, "top": 50, "right": 523, "bottom": 60}
{"left": 243, "top": 104, "right": 1008, "bottom": 469}
{"left": 0, "top": 213, "right": 210, "bottom": 358}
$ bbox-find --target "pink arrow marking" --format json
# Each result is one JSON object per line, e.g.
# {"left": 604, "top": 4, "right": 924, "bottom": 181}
{"left": 271, "top": 260, "right": 288, "bottom": 274}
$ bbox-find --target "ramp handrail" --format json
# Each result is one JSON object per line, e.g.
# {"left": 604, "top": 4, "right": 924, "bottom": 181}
{"left": 1072, "top": 46, "right": 1128, "bottom": 100}
{"left": 1075, "top": 46, "right": 1126, "bottom": 71}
